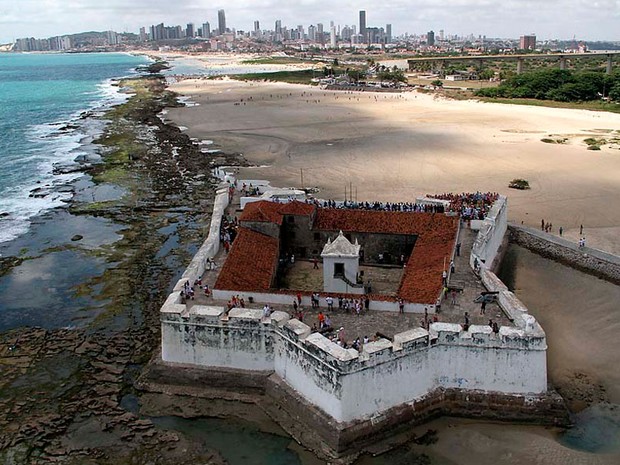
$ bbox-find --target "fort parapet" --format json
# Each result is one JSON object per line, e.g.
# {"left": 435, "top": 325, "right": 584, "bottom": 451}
{"left": 146, "top": 182, "right": 568, "bottom": 460}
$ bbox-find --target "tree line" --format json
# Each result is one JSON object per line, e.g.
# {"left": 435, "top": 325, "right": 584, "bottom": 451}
{"left": 475, "top": 68, "right": 620, "bottom": 102}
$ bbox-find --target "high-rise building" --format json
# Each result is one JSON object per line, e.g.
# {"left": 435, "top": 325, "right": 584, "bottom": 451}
{"left": 186, "top": 23, "right": 195, "bottom": 38}
{"left": 359, "top": 10, "right": 367, "bottom": 43}
{"left": 316, "top": 23, "right": 324, "bottom": 44}
{"left": 218, "top": 9, "right": 226, "bottom": 35}
{"left": 254, "top": 20, "right": 260, "bottom": 32}
{"left": 308, "top": 25, "right": 316, "bottom": 42}
{"left": 427, "top": 30, "right": 435, "bottom": 46}
{"left": 520, "top": 34, "right": 536, "bottom": 50}
{"left": 106, "top": 30, "right": 119, "bottom": 46}
{"left": 330, "top": 25, "right": 337, "bottom": 48}
{"left": 139, "top": 27, "right": 148, "bottom": 42}
{"left": 151, "top": 23, "right": 165, "bottom": 41}
{"left": 202, "top": 22, "right": 211, "bottom": 38}
{"left": 439, "top": 29, "right": 444, "bottom": 41}
{"left": 386, "top": 24, "right": 392, "bottom": 43}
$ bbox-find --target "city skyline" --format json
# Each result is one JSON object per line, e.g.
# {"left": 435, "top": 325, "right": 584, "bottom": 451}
{"left": 0, "top": 1, "right": 619, "bottom": 45}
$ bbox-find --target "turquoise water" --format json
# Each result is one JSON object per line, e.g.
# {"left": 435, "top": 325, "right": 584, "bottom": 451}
{"left": 0, "top": 52, "right": 148, "bottom": 243}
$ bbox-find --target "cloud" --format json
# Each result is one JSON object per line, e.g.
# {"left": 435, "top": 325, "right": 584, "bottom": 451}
{"left": 0, "top": 0, "right": 617, "bottom": 43}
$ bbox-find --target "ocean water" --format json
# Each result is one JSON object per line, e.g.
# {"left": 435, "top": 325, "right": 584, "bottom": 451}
{"left": 0, "top": 52, "right": 148, "bottom": 244}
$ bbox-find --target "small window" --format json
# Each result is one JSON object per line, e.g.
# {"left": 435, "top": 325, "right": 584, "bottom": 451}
{"left": 334, "top": 262, "right": 345, "bottom": 277}
{"left": 314, "top": 232, "right": 320, "bottom": 241}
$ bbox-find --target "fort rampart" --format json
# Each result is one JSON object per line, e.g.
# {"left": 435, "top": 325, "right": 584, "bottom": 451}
{"left": 148, "top": 187, "right": 569, "bottom": 459}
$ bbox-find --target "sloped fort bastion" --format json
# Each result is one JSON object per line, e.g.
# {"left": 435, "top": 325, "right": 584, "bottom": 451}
{"left": 141, "top": 174, "right": 568, "bottom": 460}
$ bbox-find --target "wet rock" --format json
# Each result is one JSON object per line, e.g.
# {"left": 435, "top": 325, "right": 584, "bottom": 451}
{"left": 29, "top": 187, "right": 51, "bottom": 198}
{"left": 71, "top": 235, "right": 83, "bottom": 242}
{"left": 58, "top": 124, "right": 79, "bottom": 132}
{"left": 52, "top": 163, "right": 85, "bottom": 175}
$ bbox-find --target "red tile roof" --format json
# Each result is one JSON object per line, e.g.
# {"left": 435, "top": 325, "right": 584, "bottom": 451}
{"left": 214, "top": 228, "right": 279, "bottom": 292}
{"left": 221, "top": 201, "right": 459, "bottom": 304}
{"left": 399, "top": 227, "right": 457, "bottom": 303}
{"left": 278, "top": 200, "right": 316, "bottom": 216}
{"left": 239, "top": 201, "right": 283, "bottom": 225}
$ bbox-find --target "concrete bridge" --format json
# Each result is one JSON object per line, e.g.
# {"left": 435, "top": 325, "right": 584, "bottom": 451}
{"left": 408, "top": 51, "right": 620, "bottom": 75}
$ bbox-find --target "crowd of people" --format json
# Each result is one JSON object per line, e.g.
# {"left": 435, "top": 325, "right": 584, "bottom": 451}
{"left": 264, "top": 192, "right": 501, "bottom": 219}
{"left": 427, "top": 192, "right": 499, "bottom": 220}
{"left": 315, "top": 198, "right": 446, "bottom": 213}
{"left": 220, "top": 213, "right": 239, "bottom": 253}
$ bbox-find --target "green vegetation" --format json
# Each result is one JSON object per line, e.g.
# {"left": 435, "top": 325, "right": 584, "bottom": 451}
{"left": 240, "top": 56, "right": 310, "bottom": 65}
{"left": 476, "top": 68, "right": 620, "bottom": 103}
{"left": 377, "top": 67, "right": 406, "bottom": 83}
{"left": 430, "top": 79, "right": 444, "bottom": 87}
{"left": 509, "top": 179, "right": 531, "bottom": 190}
{"left": 227, "top": 69, "right": 319, "bottom": 84}
{"left": 92, "top": 77, "right": 177, "bottom": 189}
{"left": 583, "top": 135, "right": 620, "bottom": 151}
{"left": 136, "top": 61, "right": 170, "bottom": 74}
{"left": 541, "top": 137, "right": 568, "bottom": 144}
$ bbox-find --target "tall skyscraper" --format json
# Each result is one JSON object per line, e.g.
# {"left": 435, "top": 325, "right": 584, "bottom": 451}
{"left": 330, "top": 26, "right": 337, "bottom": 48}
{"left": 427, "top": 30, "right": 435, "bottom": 46}
{"left": 386, "top": 24, "right": 392, "bottom": 43}
{"left": 202, "top": 22, "right": 211, "bottom": 38}
{"left": 186, "top": 23, "right": 195, "bottom": 38}
{"left": 254, "top": 20, "right": 260, "bottom": 32}
{"left": 359, "top": 10, "right": 367, "bottom": 43}
{"left": 308, "top": 25, "right": 316, "bottom": 42}
{"left": 218, "top": 9, "right": 226, "bottom": 35}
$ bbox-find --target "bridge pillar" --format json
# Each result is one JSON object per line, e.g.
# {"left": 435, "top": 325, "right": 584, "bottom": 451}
{"left": 516, "top": 58, "right": 524, "bottom": 74}
{"left": 559, "top": 56, "right": 567, "bottom": 70}
{"left": 436, "top": 60, "right": 445, "bottom": 77}
{"left": 607, "top": 54, "right": 613, "bottom": 75}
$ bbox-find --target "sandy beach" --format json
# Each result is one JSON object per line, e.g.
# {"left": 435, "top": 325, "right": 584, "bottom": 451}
{"left": 167, "top": 78, "right": 620, "bottom": 255}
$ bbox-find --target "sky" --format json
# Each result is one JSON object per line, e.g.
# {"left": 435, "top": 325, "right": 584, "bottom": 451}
{"left": 0, "top": 0, "right": 619, "bottom": 44}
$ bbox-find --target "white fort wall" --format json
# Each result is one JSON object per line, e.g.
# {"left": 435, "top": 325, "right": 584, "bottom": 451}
{"left": 161, "top": 304, "right": 547, "bottom": 422}
{"left": 160, "top": 193, "right": 549, "bottom": 425}
{"left": 470, "top": 195, "right": 508, "bottom": 269}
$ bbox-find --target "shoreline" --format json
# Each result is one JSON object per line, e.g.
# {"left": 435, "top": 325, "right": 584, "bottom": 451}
{"left": 0, "top": 53, "right": 148, "bottom": 246}
{"left": 0, "top": 71, "right": 249, "bottom": 463}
